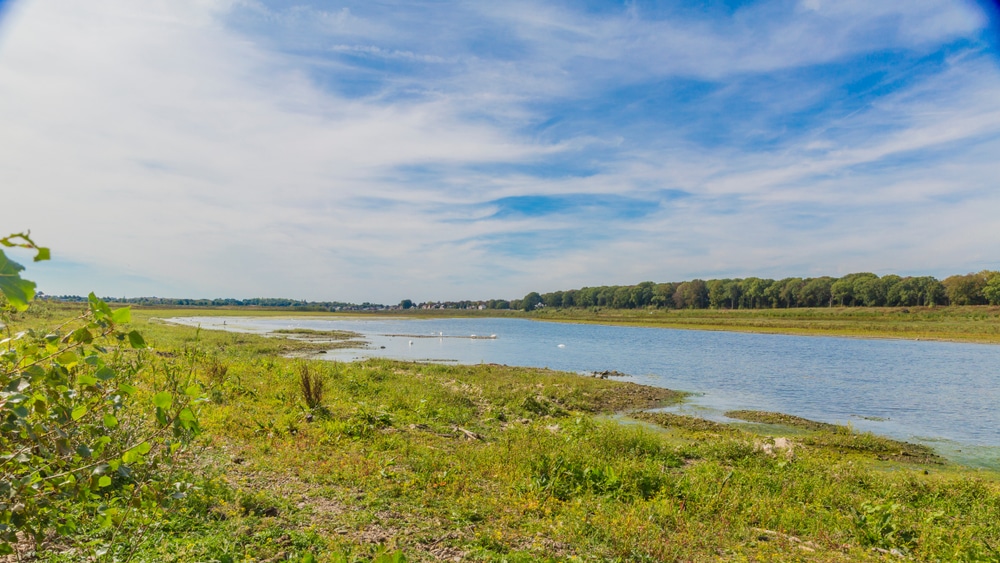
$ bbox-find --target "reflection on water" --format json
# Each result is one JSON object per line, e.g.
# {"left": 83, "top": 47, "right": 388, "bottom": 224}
{"left": 169, "top": 316, "right": 1000, "bottom": 461}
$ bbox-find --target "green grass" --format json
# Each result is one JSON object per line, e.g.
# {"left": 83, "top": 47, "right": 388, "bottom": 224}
{"left": 16, "top": 303, "right": 1000, "bottom": 561}
{"left": 529, "top": 305, "right": 1000, "bottom": 344}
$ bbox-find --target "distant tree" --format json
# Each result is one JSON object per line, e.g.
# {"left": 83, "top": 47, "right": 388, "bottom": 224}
{"left": 980, "top": 272, "right": 1000, "bottom": 306}
{"left": 562, "top": 289, "right": 577, "bottom": 307}
{"left": 854, "top": 275, "right": 886, "bottom": 307}
{"left": 612, "top": 286, "right": 633, "bottom": 308}
{"left": 770, "top": 277, "right": 803, "bottom": 308}
{"left": 634, "top": 281, "right": 656, "bottom": 308}
{"left": 831, "top": 273, "right": 877, "bottom": 306}
{"left": 740, "top": 277, "right": 772, "bottom": 309}
{"left": 542, "top": 291, "right": 563, "bottom": 308}
{"left": 521, "top": 292, "right": 542, "bottom": 311}
{"left": 917, "top": 277, "right": 946, "bottom": 306}
{"left": 673, "top": 279, "right": 708, "bottom": 309}
{"left": 652, "top": 283, "right": 677, "bottom": 308}
{"left": 798, "top": 277, "right": 834, "bottom": 307}
{"left": 399, "top": 299, "right": 414, "bottom": 309}
{"left": 943, "top": 272, "right": 989, "bottom": 305}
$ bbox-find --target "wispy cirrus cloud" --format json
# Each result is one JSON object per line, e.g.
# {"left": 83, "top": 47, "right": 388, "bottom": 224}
{"left": 0, "top": 0, "right": 998, "bottom": 302}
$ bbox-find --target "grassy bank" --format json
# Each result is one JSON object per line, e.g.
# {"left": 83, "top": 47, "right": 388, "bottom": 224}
{"left": 527, "top": 306, "right": 1000, "bottom": 344}
{"left": 13, "top": 303, "right": 1000, "bottom": 561}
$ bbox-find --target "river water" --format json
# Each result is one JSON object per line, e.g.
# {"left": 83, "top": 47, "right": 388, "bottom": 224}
{"left": 169, "top": 316, "right": 1000, "bottom": 466}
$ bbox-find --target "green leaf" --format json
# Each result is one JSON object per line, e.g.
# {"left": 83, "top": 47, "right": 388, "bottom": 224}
{"left": 184, "top": 384, "right": 202, "bottom": 397}
{"left": 122, "top": 449, "right": 138, "bottom": 464}
{"left": 95, "top": 367, "right": 115, "bottom": 381}
{"left": 103, "top": 413, "right": 118, "bottom": 428}
{"left": 137, "top": 442, "right": 152, "bottom": 455}
{"left": 0, "top": 249, "right": 35, "bottom": 311}
{"left": 88, "top": 292, "right": 113, "bottom": 318}
{"left": 118, "top": 383, "right": 138, "bottom": 395}
{"left": 70, "top": 327, "right": 93, "bottom": 344}
{"left": 98, "top": 475, "right": 112, "bottom": 488}
{"left": 71, "top": 404, "right": 88, "bottom": 421}
{"left": 111, "top": 307, "right": 131, "bottom": 324}
{"left": 178, "top": 408, "right": 195, "bottom": 422}
{"left": 128, "top": 330, "right": 147, "bottom": 349}
{"left": 152, "top": 392, "right": 173, "bottom": 409}
{"left": 33, "top": 246, "right": 50, "bottom": 262}
{"left": 56, "top": 350, "right": 79, "bottom": 366}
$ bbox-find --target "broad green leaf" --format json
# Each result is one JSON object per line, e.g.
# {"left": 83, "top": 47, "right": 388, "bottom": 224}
{"left": 178, "top": 408, "right": 195, "bottom": 422}
{"left": 118, "top": 382, "right": 138, "bottom": 395}
{"left": 78, "top": 374, "right": 98, "bottom": 387}
{"left": 122, "top": 449, "right": 138, "bottom": 464}
{"left": 111, "top": 307, "right": 131, "bottom": 324}
{"left": 56, "top": 350, "right": 79, "bottom": 366}
{"left": 0, "top": 249, "right": 35, "bottom": 311}
{"left": 70, "top": 327, "right": 93, "bottom": 344}
{"left": 33, "top": 247, "right": 50, "bottom": 262}
{"left": 128, "top": 330, "right": 147, "bottom": 349}
{"left": 71, "top": 404, "right": 87, "bottom": 421}
{"left": 98, "top": 475, "right": 112, "bottom": 488}
{"left": 152, "top": 391, "right": 172, "bottom": 409}
{"left": 136, "top": 442, "right": 152, "bottom": 455}
{"left": 184, "top": 384, "right": 201, "bottom": 397}
{"left": 103, "top": 413, "right": 118, "bottom": 428}
{"left": 95, "top": 367, "right": 115, "bottom": 381}
{"left": 88, "top": 292, "right": 112, "bottom": 318}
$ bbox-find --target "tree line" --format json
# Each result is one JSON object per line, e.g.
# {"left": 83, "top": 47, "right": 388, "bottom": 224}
{"left": 48, "top": 295, "right": 389, "bottom": 311}
{"left": 501, "top": 271, "right": 1000, "bottom": 311}
{"left": 46, "top": 271, "right": 1000, "bottom": 313}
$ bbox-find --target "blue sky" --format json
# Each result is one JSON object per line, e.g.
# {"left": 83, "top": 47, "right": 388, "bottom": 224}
{"left": 1, "top": 0, "right": 999, "bottom": 303}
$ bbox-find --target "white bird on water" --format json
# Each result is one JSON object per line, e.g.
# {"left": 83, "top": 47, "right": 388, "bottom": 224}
{"left": 409, "top": 340, "right": 413, "bottom": 346}
{"left": 557, "top": 344, "right": 566, "bottom": 348}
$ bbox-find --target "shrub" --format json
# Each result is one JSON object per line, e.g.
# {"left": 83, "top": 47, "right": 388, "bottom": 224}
{"left": 0, "top": 233, "right": 203, "bottom": 559}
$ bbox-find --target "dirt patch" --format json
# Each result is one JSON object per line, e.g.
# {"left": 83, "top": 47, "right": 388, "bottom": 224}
{"left": 587, "top": 383, "right": 685, "bottom": 413}
{"left": 725, "top": 410, "right": 840, "bottom": 431}
{"left": 632, "top": 411, "right": 731, "bottom": 433}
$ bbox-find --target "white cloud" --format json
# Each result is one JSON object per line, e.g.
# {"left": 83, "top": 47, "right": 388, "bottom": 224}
{"left": 0, "top": 0, "right": 998, "bottom": 302}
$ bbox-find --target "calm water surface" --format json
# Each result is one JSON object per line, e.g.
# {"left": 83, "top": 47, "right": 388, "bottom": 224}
{"left": 171, "top": 316, "right": 1000, "bottom": 464}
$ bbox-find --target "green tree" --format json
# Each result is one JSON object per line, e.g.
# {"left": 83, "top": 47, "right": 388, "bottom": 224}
{"left": 942, "top": 273, "right": 989, "bottom": 305}
{"left": 673, "top": 280, "right": 708, "bottom": 309}
{"left": 771, "top": 278, "right": 805, "bottom": 309}
{"left": 799, "top": 277, "right": 834, "bottom": 307}
{"left": 521, "top": 292, "right": 542, "bottom": 311}
{"left": 982, "top": 272, "right": 1000, "bottom": 305}
{"left": 542, "top": 291, "right": 564, "bottom": 308}
{"left": 399, "top": 299, "right": 414, "bottom": 309}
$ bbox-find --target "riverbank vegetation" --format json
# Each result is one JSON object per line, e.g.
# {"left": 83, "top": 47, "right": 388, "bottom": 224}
{"left": 2, "top": 300, "right": 998, "bottom": 561}
{"left": 528, "top": 305, "right": 1000, "bottom": 344}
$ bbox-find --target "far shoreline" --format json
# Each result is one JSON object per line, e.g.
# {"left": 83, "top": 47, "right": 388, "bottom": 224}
{"left": 131, "top": 304, "right": 1000, "bottom": 346}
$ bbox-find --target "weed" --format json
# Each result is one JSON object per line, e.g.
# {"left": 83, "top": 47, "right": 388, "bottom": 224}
{"left": 300, "top": 363, "right": 325, "bottom": 411}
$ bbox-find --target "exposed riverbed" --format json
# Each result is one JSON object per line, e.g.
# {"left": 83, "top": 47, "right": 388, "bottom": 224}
{"left": 168, "top": 316, "right": 1000, "bottom": 467}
